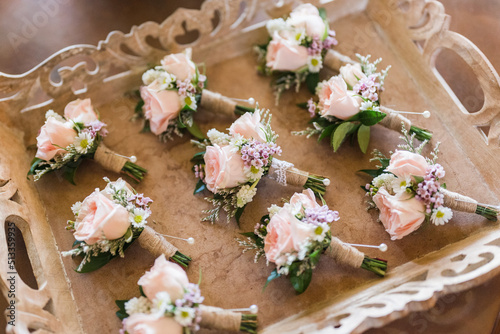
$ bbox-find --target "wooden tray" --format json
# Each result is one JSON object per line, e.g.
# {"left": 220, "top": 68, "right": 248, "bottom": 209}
{"left": 1, "top": 0, "right": 500, "bottom": 333}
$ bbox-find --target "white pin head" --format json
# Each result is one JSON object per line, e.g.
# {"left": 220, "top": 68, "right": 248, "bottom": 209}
{"left": 130, "top": 155, "right": 137, "bottom": 163}
{"left": 249, "top": 305, "right": 258, "bottom": 314}
{"left": 422, "top": 110, "right": 431, "bottom": 118}
{"left": 323, "top": 178, "right": 331, "bottom": 186}
{"left": 248, "top": 97, "right": 256, "bottom": 105}
{"left": 187, "top": 237, "right": 195, "bottom": 245}
{"left": 378, "top": 243, "right": 388, "bottom": 252}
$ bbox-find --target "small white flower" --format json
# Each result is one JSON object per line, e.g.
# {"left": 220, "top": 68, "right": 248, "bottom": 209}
{"left": 125, "top": 296, "right": 151, "bottom": 315}
{"left": 207, "top": 129, "right": 231, "bottom": 146}
{"left": 307, "top": 55, "right": 322, "bottom": 73}
{"left": 236, "top": 185, "right": 258, "bottom": 208}
{"left": 291, "top": 28, "right": 307, "bottom": 44}
{"left": 71, "top": 201, "right": 82, "bottom": 217}
{"left": 151, "top": 292, "right": 172, "bottom": 315}
{"left": 142, "top": 69, "right": 160, "bottom": 85}
{"left": 372, "top": 173, "right": 396, "bottom": 191}
{"left": 431, "top": 206, "right": 453, "bottom": 226}
{"left": 244, "top": 166, "right": 264, "bottom": 182}
{"left": 266, "top": 18, "right": 288, "bottom": 35}
{"left": 182, "top": 93, "right": 197, "bottom": 110}
{"left": 315, "top": 81, "right": 325, "bottom": 95}
{"left": 129, "top": 207, "right": 150, "bottom": 228}
{"left": 311, "top": 223, "right": 330, "bottom": 242}
{"left": 361, "top": 101, "right": 374, "bottom": 110}
{"left": 73, "top": 132, "right": 94, "bottom": 154}
{"left": 174, "top": 307, "right": 195, "bottom": 327}
{"left": 157, "top": 71, "right": 176, "bottom": 90}
{"left": 45, "top": 110, "right": 65, "bottom": 122}
{"left": 297, "top": 241, "right": 310, "bottom": 261}
{"left": 286, "top": 254, "right": 296, "bottom": 265}
{"left": 391, "top": 176, "right": 412, "bottom": 194}
{"left": 268, "top": 204, "right": 281, "bottom": 218}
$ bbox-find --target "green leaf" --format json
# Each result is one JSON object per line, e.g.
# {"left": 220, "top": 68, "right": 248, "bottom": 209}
{"left": 186, "top": 121, "right": 205, "bottom": 140}
{"left": 331, "top": 122, "right": 357, "bottom": 152}
{"left": 357, "top": 125, "right": 371, "bottom": 154}
{"left": 193, "top": 179, "right": 206, "bottom": 195}
{"left": 306, "top": 72, "right": 320, "bottom": 94}
{"left": 141, "top": 120, "right": 151, "bottom": 133}
{"left": 441, "top": 183, "right": 447, "bottom": 189}
{"left": 62, "top": 159, "right": 83, "bottom": 185}
{"left": 115, "top": 300, "right": 129, "bottom": 321}
{"left": 235, "top": 206, "right": 246, "bottom": 226}
{"left": 413, "top": 175, "right": 424, "bottom": 184}
{"left": 135, "top": 99, "right": 145, "bottom": 116}
{"left": 309, "top": 249, "right": 322, "bottom": 267}
{"left": 27, "top": 157, "right": 45, "bottom": 176}
{"left": 318, "top": 8, "right": 327, "bottom": 20}
{"left": 358, "top": 110, "right": 386, "bottom": 126}
{"left": 296, "top": 102, "right": 308, "bottom": 109}
{"left": 359, "top": 169, "right": 385, "bottom": 178}
{"left": 318, "top": 124, "right": 338, "bottom": 142}
{"left": 289, "top": 263, "right": 313, "bottom": 294}
{"left": 139, "top": 285, "right": 146, "bottom": 297}
{"left": 263, "top": 269, "right": 281, "bottom": 291}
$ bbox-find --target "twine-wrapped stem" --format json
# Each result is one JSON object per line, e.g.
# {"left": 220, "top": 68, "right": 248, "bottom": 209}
{"left": 137, "top": 226, "right": 178, "bottom": 259}
{"left": 325, "top": 237, "right": 365, "bottom": 268}
{"left": 441, "top": 188, "right": 478, "bottom": 213}
{"left": 199, "top": 305, "right": 242, "bottom": 332}
{"left": 268, "top": 158, "right": 309, "bottom": 187}
{"left": 94, "top": 143, "right": 128, "bottom": 174}
{"left": 200, "top": 90, "right": 237, "bottom": 118}
{"left": 379, "top": 106, "right": 412, "bottom": 133}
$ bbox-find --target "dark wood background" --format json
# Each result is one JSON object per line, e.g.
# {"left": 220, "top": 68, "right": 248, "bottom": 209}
{"left": 1, "top": 0, "right": 499, "bottom": 333}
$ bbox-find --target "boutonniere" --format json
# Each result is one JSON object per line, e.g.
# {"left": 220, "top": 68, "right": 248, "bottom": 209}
{"left": 29, "top": 98, "right": 147, "bottom": 183}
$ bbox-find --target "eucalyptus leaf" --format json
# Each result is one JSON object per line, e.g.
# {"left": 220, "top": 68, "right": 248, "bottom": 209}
{"left": 263, "top": 269, "right": 281, "bottom": 291}
{"left": 296, "top": 102, "right": 308, "bottom": 109}
{"left": 331, "top": 122, "right": 357, "bottom": 152}
{"left": 186, "top": 122, "right": 205, "bottom": 140}
{"left": 289, "top": 262, "right": 313, "bottom": 294}
{"left": 306, "top": 72, "right": 320, "bottom": 94}
{"left": 318, "top": 124, "right": 338, "bottom": 142}
{"left": 357, "top": 124, "right": 371, "bottom": 153}
{"left": 235, "top": 206, "right": 246, "bottom": 226}
{"left": 115, "top": 300, "right": 129, "bottom": 321}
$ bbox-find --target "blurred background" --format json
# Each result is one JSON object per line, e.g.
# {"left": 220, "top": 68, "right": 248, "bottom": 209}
{"left": 1, "top": 0, "right": 499, "bottom": 333}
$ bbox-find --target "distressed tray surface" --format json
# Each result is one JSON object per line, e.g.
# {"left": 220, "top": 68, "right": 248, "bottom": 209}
{"left": 1, "top": 1, "right": 500, "bottom": 333}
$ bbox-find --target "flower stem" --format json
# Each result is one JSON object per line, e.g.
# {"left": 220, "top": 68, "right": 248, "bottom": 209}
{"left": 121, "top": 161, "right": 148, "bottom": 183}
{"left": 410, "top": 125, "right": 432, "bottom": 141}
{"left": 171, "top": 251, "right": 192, "bottom": 268}
{"left": 476, "top": 205, "right": 499, "bottom": 222}
{"left": 360, "top": 256, "right": 387, "bottom": 277}
{"left": 304, "top": 173, "right": 329, "bottom": 198}
{"left": 240, "top": 314, "right": 258, "bottom": 334}
{"left": 234, "top": 105, "right": 256, "bottom": 116}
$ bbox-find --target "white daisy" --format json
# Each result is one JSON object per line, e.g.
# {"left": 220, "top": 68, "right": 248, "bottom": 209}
{"left": 431, "top": 206, "right": 453, "bottom": 226}
{"left": 291, "top": 28, "right": 307, "bottom": 44}
{"left": 307, "top": 55, "right": 323, "bottom": 73}
{"left": 182, "top": 93, "right": 197, "bottom": 110}
{"left": 156, "top": 71, "right": 176, "bottom": 90}
{"left": 129, "top": 208, "right": 150, "bottom": 228}
{"left": 361, "top": 101, "right": 374, "bottom": 110}
{"left": 73, "top": 132, "right": 94, "bottom": 154}
{"left": 71, "top": 201, "right": 82, "bottom": 217}
{"left": 311, "top": 223, "right": 330, "bottom": 242}
{"left": 391, "top": 176, "right": 412, "bottom": 194}
{"left": 174, "top": 307, "right": 195, "bottom": 327}
{"left": 244, "top": 166, "right": 264, "bottom": 182}
{"left": 151, "top": 292, "right": 172, "bottom": 315}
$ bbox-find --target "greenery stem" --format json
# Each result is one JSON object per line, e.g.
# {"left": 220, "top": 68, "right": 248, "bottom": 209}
{"left": 409, "top": 125, "right": 432, "bottom": 141}
{"left": 360, "top": 256, "right": 387, "bottom": 277}
{"left": 171, "top": 251, "right": 192, "bottom": 268}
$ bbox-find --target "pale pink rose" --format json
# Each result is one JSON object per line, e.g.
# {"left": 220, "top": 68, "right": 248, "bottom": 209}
{"left": 372, "top": 187, "right": 426, "bottom": 240}
{"left": 64, "top": 98, "right": 98, "bottom": 124}
{"left": 287, "top": 3, "right": 326, "bottom": 38}
{"left": 35, "top": 117, "right": 77, "bottom": 161}
{"left": 264, "top": 208, "right": 295, "bottom": 264}
{"left": 140, "top": 83, "right": 182, "bottom": 135}
{"left": 228, "top": 112, "right": 266, "bottom": 142}
{"left": 289, "top": 189, "right": 320, "bottom": 211}
{"left": 203, "top": 144, "right": 248, "bottom": 193}
{"left": 339, "top": 63, "right": 367, "bottom": 88}
{"left": 124, "top": 313, "right": 183, "bottom": 334}
{"left": 74, "top": 191, "right": 130, "bottom": 245}
{"left": 138, "top": 255, "right": 189, "bottom": 301}
{"left": 317, "top": 76, "right": 362, "bottom": 120}
{"left": 386, "top": 150, "right": 429, "bottom": 179}
{"left": 160, "top": 52, "right": 196, "bottom": 82}
{"left": 266, "top": 33, "right": 309, "bottom": 72}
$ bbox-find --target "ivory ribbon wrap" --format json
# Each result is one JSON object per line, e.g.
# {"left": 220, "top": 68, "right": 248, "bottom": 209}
{"left": 269, "top": 158, "right": 309, "bottom": 187}
{"left": 137, "top": 225, "right": 178, "bottom": 258}
{"left": 441, "top": 188, "right": 478, "bottom": 214}
{"left": 200, "top": 90, "right": 237, "bottom": 118}
{"left": 324, "top": 49, "right": 358, "bottom": 72}
{"left": 199, "top": 305, "right": 242, "bottom": 331}
{"left": 379, "top": 106, "right": 412, "bottom": 133}
{"left": 326, "top": 237, "right": 365, "bottom": 268}
{"left": 94, "top": 143, "right": 128, "bottom": 174}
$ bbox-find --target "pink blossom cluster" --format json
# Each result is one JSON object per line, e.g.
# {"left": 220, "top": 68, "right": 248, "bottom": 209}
{"left": 128, "top": 193, "right": 153, "bottom": 210}
{"left": 194, "top": 164, "right": 204, "bottom": 180}
{"left": 307, "top": 31, "right": 338, "bottom": 56}
{"left": 353, "top": 74, "right": 381, "bottom": 102}
{"left": 197, "top": 74, "right": 207, "bottom": 89}
{"left": 84, "top": 120, "right": 108, "bottom": 138}
{"left": 177, "top": 79, "right": 196, "bottom": 98}
{"left": 415, "top": 164, "right": 445, "bottom": 214}
{"left": 304, "top": 205, "right": 340, "bottom": 225}
{"left": 307, "top": 98, "right": 317, "bottom": 117}
{"left": 174, "top": 283, "right": 204, "bottom": 331}
{"left": 240, "top": 140, "right": 282, "bottom": 169}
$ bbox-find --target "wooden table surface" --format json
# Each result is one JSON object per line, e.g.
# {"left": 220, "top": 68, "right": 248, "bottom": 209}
{"left": 0, "top": 0, "right": 499, "bottom": 333}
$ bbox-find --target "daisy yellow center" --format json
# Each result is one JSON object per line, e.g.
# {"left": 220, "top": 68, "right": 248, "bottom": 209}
{"left": 400, "top": 180, "right": 407, "bottom": 187}
{"left": 436, "top": 211, "right": 445, "bottom": 218}
{"left": 80, "top": 139, "right": 89, "bottom": 148}
{"left": 251, "top": 166, "right": 259, "bottom": 173}
{"left": 314, "top": 226, "right": 323, "bottom": 235}
{"left": 181, "top": 311, "right": 190, "bottom": 318}
{"left": 134, "top": 215, "right": 143, "bottom": 223}
{"left": 185, "top": 96, "right": 192, "bottom": 105}
{"left": 311, "top": 58, "right": 319, "bottom": 66}
{"left": 295, "top": 33, "right": 301, "bottom": 41}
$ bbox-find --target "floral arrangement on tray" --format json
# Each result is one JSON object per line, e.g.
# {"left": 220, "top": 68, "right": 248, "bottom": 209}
{"left": 62, "top": 178, "right": 192, "bottom": 273}
{"left": 362, "top": 126, "right": 499, "bottom": 240}
{"left": 135, "top": 48, "right": 255, "bottom": 142}
{"left": 191, "top": 108, "right": 330, "bottom": 223}
{"left": 29, "top": 98, "right": 147, "bottom": 183}
{"left": 294, "top": 54, "right": 432, "bottom": 153}
{"left": 237, "top": 189, "right": 388, "bottom": 294}
{"left": 255, "top": 3, "right": 337, "bottom": 102}
{"left": 116, "top": 255, "right": 258, "bottom": 334}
